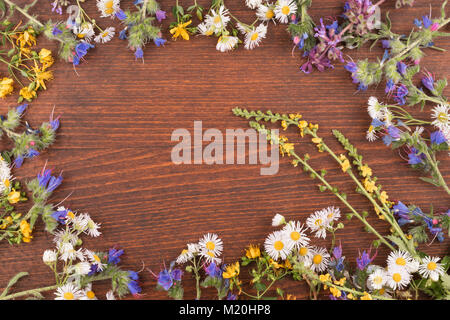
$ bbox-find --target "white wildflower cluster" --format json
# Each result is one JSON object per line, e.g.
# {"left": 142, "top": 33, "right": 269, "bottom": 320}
{"left": 176, "top": 233, "right": 223, "bottom": 265}
{"left": 0, "top": 156, "right": 12, "bottom": 195}
{"left": 264, "top": 208, "right": 341, "bottom": 274}
{"left": 366, "top": 250, "right": 445, "bottom": 294}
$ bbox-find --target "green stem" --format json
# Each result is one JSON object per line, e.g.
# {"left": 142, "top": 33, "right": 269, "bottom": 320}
{"left": 3, "top": 0, "right": 43, "bottom": 28}
{"left": 0, "top": 284, "right": 58, "bottom": 300}
{"left": 423, "top": 148, "right": 450, "bottom": 195}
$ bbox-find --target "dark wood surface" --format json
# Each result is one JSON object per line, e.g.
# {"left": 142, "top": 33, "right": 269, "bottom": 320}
{"left": 0, "top": 0, "right": 448, "bottom": 299}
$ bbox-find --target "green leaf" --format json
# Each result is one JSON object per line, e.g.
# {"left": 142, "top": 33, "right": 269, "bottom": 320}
{"left": 0, "top": 271, "right": 29, "bottom": 298}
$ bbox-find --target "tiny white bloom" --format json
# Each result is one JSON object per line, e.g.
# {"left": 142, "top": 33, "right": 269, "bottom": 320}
{"left": 308, "top": 246, "right": 330, "bottom": 273}
{"left": 73, "top": 22, "right": 95, "bottom": 42}
{"left": 322, "top": 206, "right": 341, "bottom": 227}
{"left": 431, "top": 104, "right": 449, "bottom": 131}
{"left": 367, "top": 96, "right": 384, "bottom": 120}
{"left": 282, "top": 221, "right": 310, "bottom": 249}
{"left": 84, "top": 214, "right": 101, "bottom": 237}
{"left": 256, "top": 3, "right": 276, "bottom": 22}
{"left": 80, "top": 283, "right": 98, "bottom": 300}
{"left": 0, "top": 156, "right": 11, "bottom": 194}
{"left": 386, "top": 267, "right": 411, "bottom": 290}
{"left": 96, "top": 0, "right": 120, "bottom": 18}
{"left": 264, "top": 230, "right": 293, "bottom": 260}
{"left": 245, "top": 0, "right": 263, "bottom": 9}
{"left": 242, "top": 23, "right": 267, "bottom": 50}
{"left": 106, "top": 290, "right": 116, "bottom": 300}
{"left": 216, "top": 35, "right": 238, "bottom": 52}
{"left": 271, "top": 213, "right": 286, "bottom": 227}
{"left": 366, "top": 127, "right": 378, "bottom": 142}
{"left": 274, "top": 0, "right": 297, "bottom": 24}
{"left": 418, "top": 256, "right": 445, "bottom": 281}
{"left": 54, "top": 283, "right": 83, "bottom": 300}
{"left": 386, "top": 250, "right": 416, "bottom": 273}
{"left": 84, "top": 249, "right": 106, "bottom": 271}
{"left": 207, "top": 6, "right": 230, "bottom": 30}
{"left": 42, "top": 249, "right": 57, "bottom": 264}
{"left": 53, "top": 230, "right": 79, "bottom": 247}
{"left": 94, "top": 27, "right": 115, "bottom": 43}
{"left": 198, "top": 233, "right": 223, "bottom": 257}
{"left": 69, "top": 261, "right": 91, "bottom": 276}
{"left": 297, "top": 245, "right": 313, "bottom": 265}
{"left": 176, "top": 247, "right": 194, "bottom": 264}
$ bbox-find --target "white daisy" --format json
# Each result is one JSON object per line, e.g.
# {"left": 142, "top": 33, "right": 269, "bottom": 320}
{"left": 199, "top": 249, "right": 222, "bottom": 264}
{"left": 271, "top": 213, "right": 286, "bottom": 227}
{"left": 207, "top": 5, "right": 230, "bottom": 31}
{"left": 386, "top": 267, "right": 411, "bottom": 290}
{"left": 242, "top": 23, "right": 267, "bottom": 50}
{"left": 245, "top": 0, "right": 263, "bottom": 9}
{"left": 84, "top": 249, "right": 106, "bottom": 271}
{"left": 60, "top": 243, "right": 78, "bottom": 262}
{"left": 274, "top": 0, "right": 297, "bottom": 24}
{"left": 69, "top": 261, "right": 91, "bottom": 276}
{"left": 418, "top": 256, "right": 445, "bottom": 281}
{"left": 176, "top": 247, "right": 194, "bottom": 264}
{"left": 54, "top": 283, "right": 83, "bottom": 300}
{"left": 297, "top": 245, "right": 313, "bottom": 265}
{"left": 308, "top": 246, "right": 330, "bottom": 273}
{"left": 366, "top": 126, "right": 378, "bottom": 142}
{"left": 264, "top": 230, "right": 292, "bottom": 260}
{"left": 368, "top": 268, "right": 387, "bottom": 290}
{"left": 94, "top": 27, "right": 115, "bottom": 43}
{"left": 367, "top": 96, "right": 384, "bottom": 120}
{"left": 306, "top": 209, "right": 328, "bottom": 239}
{"left": 431, "top": 104, "right": 449, "bottom": 131}
{"left": 196, "top": 21, "right": 215, "bottom": 36}
{"left": 73, "top": 22, "right": 95, "bottom": 42}
{"left": 256, "top": 3, "right": 276, "bottom": 22}
{"left": 96, "top": 0, "right": 120, "bottom": 18}
{"left": 70, "top": 214, "right": 89, "bottom": 232}
{"left": 386, "top": 250, "right": 416, "bottom": 273}
{"left": 42, "top": 249, "right": 57, "bottom": 264}
{"left": 216, "top": 35, "right": 238, "bottom": 52}
{"left": 322, "top": 206, "right": 341, "bottom": 226}
{"left": 198, "top": 233, "right": 223, "bottom": 257}
{"left": 0, "top": 156, "right": 11, "bottom": 194}
{"left": 282, "top": 221, "right": 310, "bottom": 249}
{"left": 84, "top": 214, "right": 101, "bottom": 237}
{"left": 53, "top": 230, "right": 79, "bottom": 247}
{"left": 80, "top": 283, "right": 98, "bottom": 300}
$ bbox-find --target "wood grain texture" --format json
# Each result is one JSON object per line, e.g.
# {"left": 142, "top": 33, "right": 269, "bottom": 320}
{"left": 0, "top": 0, "right": 448, "bottom": 299}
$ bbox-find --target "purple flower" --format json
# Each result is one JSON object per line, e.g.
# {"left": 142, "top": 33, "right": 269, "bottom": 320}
{"left": 408, "top": 147, "right": 426, "bottom": 165}
{"left": 115, "top": 9, "right": 127, "bottom": 20}
{"left": 51, "top": 209, "right": 68, "bottom": 224}
{"left": 88, "top": 264, "right": 99, "bottom": 276}
{"left": 108, "top": 248, "right": 124, "bottom": 265}
{"left": 16, "top": 103, "right": 28, "bottom": 115}
{"left": 430, "top": 131, "right": 447, "bottom": 145}
{"left": 356, "top": 249, "right": 376, "bottom": 270}
{"left": 394, "top": 84, "right": 408, "bottom": 105}
{"left": 135, "top": 47, "right": 144, "bottom": 59}
{"left": 72, "top": 42, "right": 94, "bottom": 66}
{"left": 156, "top": 10, "right": 166, "bottom": 22}
{"left": 422, "top": 15, "right": 432, "bottom": 29}
{"left": 52, "top": 25, "right": 63, "bottom": 36}
{"left": 154, "top": 38, "right": 166, "bottom": 47}
{"left": 393, "top": 201, "right": 409, "bottom": 216}
{"left": 342, "top": 0, "right": 377, "bottom": 35}
{"left": 381, "top": 39, "right": 391, "bottom": 48}
{"left": 27, "top": 148, "right": 39, "bottom": 158}
{"left": 205, "top": 262, "right": 222, "bottom": 278}
{"left": 385, "top": 78, "right": 395, "bottom": 93}
{"left": 387, "top": 125, "right": 401, "bottom": 139}
{"left": 157, "top": 268, "right": 183, "bottom": 291}
{"left": 300, "top": 46, "right": 333, "bottom": 73}
{"left": 422, "top": 72, "right": 435, "bottom": 92}
{"left": 14, "top": 155, "right": 24, "bottom": 168}
{"left": 128, "top": 271, "right": 142, "bottom": 296}
{"left": 397, "top": 62, "right": 407, "bottom": 76}
{"left": 119, "top": 29, "right": 127, "bottom": 40}
{"left": 37, "top": 168, "right": 63, "bottom": 193}
{"left": 227, "top": 292, "right": 237, "bottom": 300}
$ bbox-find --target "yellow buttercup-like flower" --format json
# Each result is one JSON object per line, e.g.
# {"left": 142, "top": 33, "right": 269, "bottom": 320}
{"left": 334, "top": 277, "right": 346, "bottom": 286}
{"left": 0, "top": 77, "right": 14, "bottom": 98}
{"left": 339, "top": 154, "right": 350, "bottom": 172}
{"left": 298, "top": 120, "right": 308, "bottom": 137}
{"left": 222, "top": 262, "right": 240, "bottom": 279}
{"left": 360, "top": 291, "right": 372, "bottom": 300}
{"left": 379, "top": 191, "right": 388, "bottom": 204}
{"left": 364, "top": 178, "right": 377, "bottom": 193}
{"left": 39, "top": 48, "right": 54, "bottom": 69}
{"left": 329, "top": 286, "right": 341, "bottom": 298}
{"left": 0, "top": 216, "right": 13, "bottom": 229}
{"left": 20, "top": 86, "right": 37, "bottom": 100}
{"left": 360, "top": 164, "right": 372, "bottom": 178}
{"left": 170, "top": 20, "right": 192, "bottom": 40}
{"left": 7, "top": 189, "right": 20, "bottom": 204}
{"left": 245, "top": 244, "right": 261, "bottom": 259}
{"left": 16, "top": 29, "right": 36, "bottom": 48}
{"left": 19, "top": 219, "right": 33, "bottom": 243}
{"left": 281, "top": 120, "right": 288, "bottom": 130}
{"left": 33, "top": 65, "right": 53, "bottom": 90}
{"left": 280, "top": 143, "right": 294, "bottom": 156}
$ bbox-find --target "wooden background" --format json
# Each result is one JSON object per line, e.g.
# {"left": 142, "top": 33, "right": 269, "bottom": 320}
{"left": 0, "top": 0, "right": 449, "bottom": 299}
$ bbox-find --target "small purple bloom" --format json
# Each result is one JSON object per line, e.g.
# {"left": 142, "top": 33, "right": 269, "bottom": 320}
{"left": 27, "top": 148, "right": 39, "bottom": 158}
{"left": 394, "top": 84, "right": 408, "bottom": 105}
{"left": 205, "top": 262, "right": 222, "bottom": 278}
{"left": 408, "top": 147, "right": 426, "bottom": 165}
{"left": 14, "top": 155, "right": 24, "bottom": 168}
{"left": 16, "top": 103, "right": 28, "bottom": 115}
{"left": 385, "top": 78, "right": 395, "bottom": 93}
{"left": 422, "top": 15, "right": 432, "bottom": 29}
{"left": 156, "top": 10, "right": 166, "bottom": 22}
{"left": 393, "top": 201, "right": 409, "bottom": 216}
{"left": 154, "top": 38, "right": 166, "bottom": 47}
{"left": 430, "top": 131, "right": 447, "bottom": 145}
{"left": 88, "top": 264, "right": 99, "bottom": 276}
{"left": 135, "top": 47, "right": 144, "bottom": 59}
{"left": 356, "top": 249, "right": 376, "bottom": 270}
{"left": 115, "top": 9, "right": 127, "bottom": 20}
{"left": 422, "top": 72, "right": 435, "bottom": 92}
{"left": 157, "top": 268, "right": 183, "bottom": 291}
{"left": 51, "top": 209, "right": 68, "bottom": 224}
{"left": 52, "top": 25, "right": 63, "bottom": 36}
{"left": 381, "top": 39, "right": 391, "bottom": 48}
{"left": 227, "top": 292, "right": 237, "bottom": 300}
{"left": 108, "top": 248, "right": 124, "bottom": 265}
{"left": 397, "top": 62, "right": 407, "bottom": 76}
{"left": 119, "top": 29, "right": 127, "bottom": 40}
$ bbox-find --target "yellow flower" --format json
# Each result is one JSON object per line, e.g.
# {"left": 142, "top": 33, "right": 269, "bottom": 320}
{"left": 16, "top": 29, "right": 36, "bottom": 48}
{"left": 360, "top": 291, "right": 372, "bottom": 300}
{"left": 170, "top": 20, "right": 192, "bottom": 40}
{"left": 363, "top": 178, "right": 377, "bottom": 193}
{"left": 8, "top": 189, "right": 21, "bottom": 204}
{"left": 334, "top": 277, "right": 346, "bottom": 286}
{"left": 0, "top": 216, "right": 13, "bottom": 229}
{"left": 347, "top": 293, "right": 355, "bottom": 300}
{"left": 329, "top": 286, "right": 341, "bottom": 298}
{"left": 39, "top": 48, "right": 54, "bottom": 69}
{"left": 222, "top": 262, "right": 240, "bottom": 279}
{"left": 281, "top": 120, "right": 288, "bottom": 131}
{"left": 0, "top": 77, "right": 14, "bottom": 98}
{"left": 283, "top": 259, "right": 292, "bottom": 269}
{"left": 309, "top": 123, "right": 319, "bottom": 130}
{"left": 269, "top": 259, "right": 283, "bottom": 269}
{"left": 19, "top": 220, "right": 33, "bottom": 243}
{"left": 289, "top": 113, "right": 302, "bottom": 120}
{"left": 280, "top": 143, "right": 294, "bottom": 157}
{"left": 245, "top": 244, "right": 261, "bottom": 259}
{"left": 360, "top": 164, "right": 372, "bottom": 177}
{"left": 312, "top": 137, "right": 323, "bottom": 152}
{"left": 20, "top": 87, "right": 36, "bottom": 100}
{"left": 379, "top": 191, "right": 388, "bottom": 204}
{"left": 339, "top": 154, "right": 350, "bottom": 172}
{"left": 319, "top": 273, "right": 331, "bottom": 289}
{"left": 298, "top": 120, "right": 308, "bottom": 137}
{"left": 285, "top": 294, "right": 297, "bottom": 300}
{"left": 32, "top": 63, "right": 53, "bottom": 90}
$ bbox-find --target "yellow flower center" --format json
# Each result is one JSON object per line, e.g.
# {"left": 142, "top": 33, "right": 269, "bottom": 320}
{"left": 266, "top": 9, "right": 274, "bottom": 19}
{"left": 373, "top": 276, "right": 383, "bottom": 285}
{"left": 67, "top": 211, "right": 75, "bottom": 219}
{"left": 102, "top": 32, "right": 109, "bottom": 38}
{"left": 314, "top": 219, "right": 322, "bottom": 226}
{"left": 274, "top": 240, "right": 284, "bottom": 251}
{"left": 206, "top": 241, "right": 215, "bottom": 250}
{"left": 281, "top": 6, "right": 290, "bottom": 15}
{"left": 105, "top": 0, "right": 114, "bottom": 8}
{"left": 392, "top": 273, "right": 402, "bottom": 283}
{"left": 251, "top": 32, "right": 259, "bottom": 41}
{"left": 105, "top": 8, "right": 114, "bottom": 14}
{"left": 93, "top": 254, "right": 101, "bottom": 263}
{"left": 77, "top": 33, "right": 85, "bottom": 39}
{"left": 299, "top": 247, "right": 308, "bottom": 256}
{"left": 438, "top": 112, "right": 448, "bottom": 123}
{"left": 290, "top": 231, "right": 300, "bottom": 241}
{"left": 181, "top": 249, "right": 188, "bottom": 255}
{"left": 395, "top": 257, "right": 406, "bottom": 266}
{"left": 313, "top": 254, "right": 322, "bottom": 265}
{"left": 207, "top": 251, "right": 215, "bottom": 257}
{"left": 213, "top": 15, "right": 221, "bottom": 24}
{"left": 64, "top": 292, "right": 74, "bottom": 300}
{"left": 86, "top": 291, "right": 95, "bottom": 299}
{"left": 427, "top": 261, "right": 437, "bottom": 271}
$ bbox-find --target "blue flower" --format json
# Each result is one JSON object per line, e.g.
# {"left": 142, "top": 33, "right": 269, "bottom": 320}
{"left": 135, "top": 47, "right": 144, "bottom": 59}
{"left": 154, "top": 38, "right": 166, "bottom": 47}
{"left": 88, "top": 264, "right": 99, "bottom": 276}
{"left": 115, "top": 9, "right": 127, "bottom": 20}
{"left": 408, "top": 147, "right": 426, "bottom": 165}
{"left": 27, "top": 148, "right": 39, "bottom": 158}
{"left": 51, "top": 209, "right": 68, "bottom": 224}
{"left": 422, "top": 72, "right": 435, "bottom": 92}
{"left": 205, "top": 262, "right": 222, "bottom": 278}
{"left": 431, "top": 131, "right": 447, "bottom": 145}
{"left": 14, "top": 155, "right": 24, "bottom": 168}
{"left": 119, "top": 29, "right": 127, "bottom": 40}
{"left": 393, "top": 201, "right": 409, "bottom": 216}
{"left": 73, "top": 42, "right": 95, "bottom": 66}
{"left": 356, "top": 250, "right": 376, "bottom": 270}
{"left": 16, "top": 103, "right": 28, "bottom": 115}
{"left": 156, "top": 10, "right": 166, "bottom": 22}
{"left": 381, "top": 49, "right": 389, "bottom": 63}
{"left": 397, "top": 62, "right": 407, "bottom": 76}
{"left": 127, "top": 271, "right": 142, "bottom": 296}
{"left": 227, "top": 292, "right": 237, "bottom": 300}
{"left": 52, "top": 25, "right": 63, "bottom": 36}
{"left": 381, "top": 39, "right": 391, "bottom": 48}
{"left": 422, "top": 15, "right": 432, "bottom": 29}
{"left": 385, "top": 78, "right": 395, "bottom": 93}
{"left": 394, "top": 84, "right": 408, "bottom": 105}
{"left": 38, "top": 169, "right": 63, "bottom": 193}
{"left": 157, "top": 268, "right": 183, "bottom": 291}
{"left": 413, "top": 18, "right": 422, "bottom": 28}
{"left": 108, "top": 248, "right": 124, "bottom": 265}
{"left": 371, "top": 118, "right": 384, "bottom": 128}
